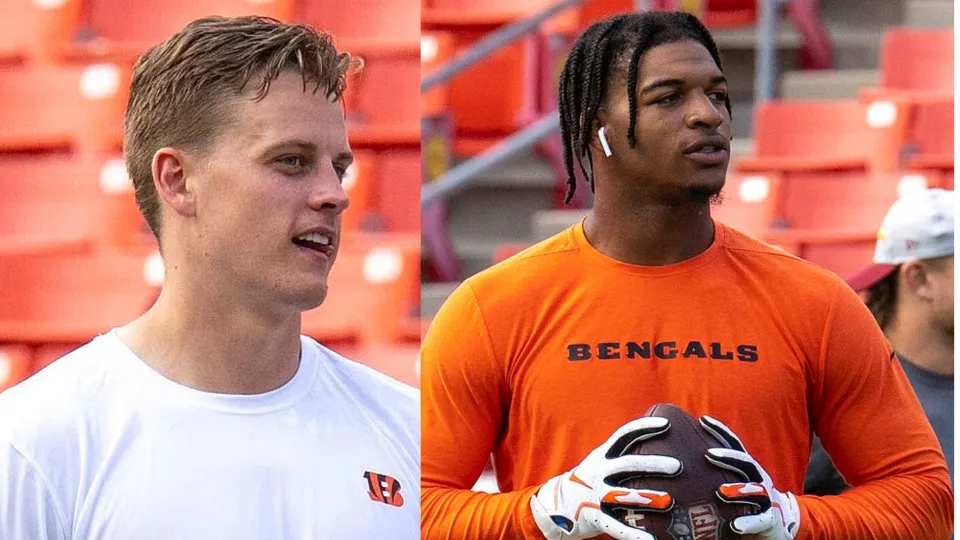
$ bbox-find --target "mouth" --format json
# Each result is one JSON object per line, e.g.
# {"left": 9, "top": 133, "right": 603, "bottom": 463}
{"left": 292, "top": 231, "right": 335, "bottom": 260}
{"left": 683, "top": 138, "right": 730, "bottom": 167}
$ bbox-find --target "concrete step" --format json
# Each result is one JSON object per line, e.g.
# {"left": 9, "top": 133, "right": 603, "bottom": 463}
{"left": 454, "top": 239, "right": 510, "bottom": 279}
{"left": 904, "top": 0, "right": 954, "bottom": 28}
{"left": 533, "top": 209, "right": 589, "bottom": 242}
{"left": 780, "top": 69, "right": 880, "bottom": 100}
{"left": 820, "top": 0, "right": 904, "bottom": 27}
{"left": 421, "top": 281, "right": 460, "bottom": 320}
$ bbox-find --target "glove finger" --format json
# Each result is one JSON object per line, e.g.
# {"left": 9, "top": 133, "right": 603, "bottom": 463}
{"left": 705, "top": 448, "right": 765, "bottom": 483}
{"left": 604, "top": 454, "right": 683, "bottom": 479}
{"left": 729, "top": 508, "right": 777, "bottom": 534}
{"left": 587, "top": 508, "right": 658, "bottom": 540}
{"left": 700, "top": 415, "right": 747, "bottom": 452}
{"left": 599, "top": 487, "right": 674, "bottom": 512}
{"left": 716, "top": 482, "right": 772, "bottom": 512}
{"left": 603, "top": 417, "right": 671, "bottom": 458}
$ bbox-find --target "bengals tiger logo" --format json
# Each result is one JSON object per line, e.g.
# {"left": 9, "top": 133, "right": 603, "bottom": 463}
{"left": 363, "top": 471, "right": 404, "bottom": 508}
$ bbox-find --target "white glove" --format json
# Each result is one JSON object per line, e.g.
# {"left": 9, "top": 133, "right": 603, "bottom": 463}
{"left": 529, "top": 417, "right": 683, "bottom": 540}
{"left": 700, "top": 415, "right": 801, "bottom": 540}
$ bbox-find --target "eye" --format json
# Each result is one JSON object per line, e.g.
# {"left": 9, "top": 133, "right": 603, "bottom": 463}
{"left": 656, "top": 94, "right": 680, "bottom": 105}
{"left": 709, "top": 90, "right": 728, "bottom": 102}
{"left": 276, "top": 155, "right": 306, "bottom": 169}
{"left": 334, "top": 164, "right": 348, "bottom": 181}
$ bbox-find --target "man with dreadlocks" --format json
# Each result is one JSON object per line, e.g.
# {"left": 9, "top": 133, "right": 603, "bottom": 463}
{"left": 421, "top": 10, "right": 951, "bottom": 540}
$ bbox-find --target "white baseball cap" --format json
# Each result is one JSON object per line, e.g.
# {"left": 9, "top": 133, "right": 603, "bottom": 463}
{"left": 846, "top": 188, "right": 954, "bottom": 292}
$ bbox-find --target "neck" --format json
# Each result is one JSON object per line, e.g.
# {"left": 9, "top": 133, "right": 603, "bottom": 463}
{"left": 885, "top": 310, "right": 954, "bottom": 376}
{"left": 119, "top": 266, "right": 302, "bottom": 395}
{"left": 585, "top": 192, "right": 715, "bottom": 266}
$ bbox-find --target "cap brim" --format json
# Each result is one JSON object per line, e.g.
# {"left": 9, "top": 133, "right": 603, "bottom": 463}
{"left": 845, "top": 264, "right": 899, "bottom": 292}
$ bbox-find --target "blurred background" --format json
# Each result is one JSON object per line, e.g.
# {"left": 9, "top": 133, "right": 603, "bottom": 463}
{"left": 419, "top": 0, "right": 954, "bottom": 491}
{"left": 0, "top": 0, "right": 422, "bottom": 392}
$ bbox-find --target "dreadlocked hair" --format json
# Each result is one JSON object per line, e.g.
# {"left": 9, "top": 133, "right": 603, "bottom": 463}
{"left": 557, "top": 11, "right": 731, "bottom": 204}
{"left": 865, "top": 267, "right": 900, "bottom": 330}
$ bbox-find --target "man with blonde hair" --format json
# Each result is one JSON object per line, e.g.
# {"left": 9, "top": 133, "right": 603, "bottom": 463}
{"left": 0, "top": 16, "right": 418, "bottom": 539}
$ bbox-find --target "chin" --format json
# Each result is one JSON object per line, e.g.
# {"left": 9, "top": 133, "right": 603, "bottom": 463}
{"left": 687, "top": 176, "right": 726, "bottom": 204}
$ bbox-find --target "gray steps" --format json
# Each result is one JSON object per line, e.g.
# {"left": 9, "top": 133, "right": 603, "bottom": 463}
{"left": 780, "top": 69, "right": 880, "bottom": 99}
{"left": 904, "top": 1, "right": 954, "bottom": 28}
{"left": 421, "top": 282, "right": 460, "bottom": 320}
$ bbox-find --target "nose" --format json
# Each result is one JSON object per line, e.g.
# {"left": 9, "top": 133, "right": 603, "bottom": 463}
{"left": 685, "top": 91, "right": 724, "bottom": 130}
{"left": 307, "top": 162, "right": 350, "bottom": 214}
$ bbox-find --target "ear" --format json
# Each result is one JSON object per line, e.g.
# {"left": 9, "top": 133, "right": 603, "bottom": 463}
{"left": 901, "top": 261, "right": 935, "bottom": 302}
{"left": 152, "top": 148, "right": 197, "bottom": 220}
{"left": 589, "top": 110, "right": 612, "bottom": 155}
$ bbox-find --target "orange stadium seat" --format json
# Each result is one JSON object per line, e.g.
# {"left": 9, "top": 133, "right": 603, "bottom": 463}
{"left": 712, "top": 173, "right": 782, "bottom": 237}
{"left": 903, "top": 98, "right": 954, "bottom": 173}
{"left": 376, "top": 150, "right": 421, "bottom": 233}
{"left": 579, "top": 0, "right": 758, "bottom": 29}
{"left": 0, "top": 153, "right": 149, "bottom": 254}
{"left": 0, "top": 0, "right": 44, "bottom": 62}
{"left": 0, "top": 62, "right": 128, "bottom": 153}
{"left": 341, "top": 150, "right": 379, "bottom": 234}
{"left": 299, "top": 0, "right": 418, "bottom": 46}
{"left": 878, "top": 28, "right": 953, "bottom": 95}
{"left": 343, "top": 45, "right": 421, "bottom": 147}
{"left": 0, "top": 345, "right": 33, "bottom": 392}
{"left": 776, "top": 172, "right": 902, "bottom": 231}
{"left": 57, "top": 0, "right": 294, "bottom": 61}
{"left": 0, "top": 249, "right": 161, "bottom": 344}
{"left": 301, "top": 233, "right": 419, "bottom": 344}
{"left": 421, "top": 31, "right": 455, "bottom": 118}
{"left": 736, "top": 100, "right": 884, "bottom": 174}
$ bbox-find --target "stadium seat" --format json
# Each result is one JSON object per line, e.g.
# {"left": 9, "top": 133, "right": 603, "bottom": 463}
{"left": 0, "top": 0, "right": 45, "bottom": 62}
{"left": 302, "top": 233, "right": 419, "bottom": 344}
{"left": 712, "top": 173, "right": 782, "bottom": 237}
{"left": 0, "top": 153, "right": 149, "bottom": 254}
{"left": 341, "top": 151, "right": 379, "bottom": 234}
{"left": 0, "top": 62, "right": 128, "bottom": 152}
{"left": 58, "top": 0, "right": 294, "bottom": 61}
{"left": 878, "top": 28, "right": 953, "bottom": 95}
{"left": 422, "top": 31, "right": 455, "bottom": 118}
{"left": 0, "top": 249, "right": 162, "bottom": 344}
{"left": 776, "top": 172, "right": 903, "bottom": 231}
{"left": 903, "top": 98, "right": 954, "bottom": 173}
{"left": 343, "top": 45, "right": 420, "bottom": 147}
{"left": 376, "top": 150, "right": 421, "bottom": 233}
{"left": 736, "top": 100, "right": 884, "bottom": 174}
{"left": 299, "top": 0, "right": 418, "bottom": 47}
{"left": 0, "top": 345, "right": 33, "bottom": 393}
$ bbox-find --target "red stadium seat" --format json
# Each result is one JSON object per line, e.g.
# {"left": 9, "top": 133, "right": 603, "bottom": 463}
{"left": 0, "top": 62, "right": 128, "bottom": 153}
{"left": 343, "top": 45, "right": 420, "bottom": 147}
{"left": 763, "top": 229, "right": 876, "bottom": 278}
{"left": 341, "top": 150, "right": 379, "bottom": 234}
{"left": 879, "top": 28, "right": 953, "bottom": 95}
{"left": 736, "top": 100, "right": 885, "bottom": 174}
{"left": 903, "top": 98, "right": 954, "bottom": 173}
{"left": 299, "top": 0, "right": 418, "bottom": 46}
{"left": 712, "top": 173, "right": 781, "bottom": 237}
{"left": 0, "top": 345, "right": 33, "bottom": 392}
{"left": 0, "top": 249, "right": 161, "bottom": 344}
{"left": 422, "top": 31, "right": 455, "bottom": 118}
{"left": 59, "top": 0, "right": 294, "bottom": 61}
{"left": 0, "top": 153, "right": 150, "bottom": 254}
{"left": 0, "top": 0, "right": 45, "bottom": 62}
{"left": 777, "top": 172, "right": 903, "bottom": 231}
{"left": 376, "top": 150, "right": 421, "bottom": 233}
{"left": 302, "top": 233, "right": 419, "bottom": 344}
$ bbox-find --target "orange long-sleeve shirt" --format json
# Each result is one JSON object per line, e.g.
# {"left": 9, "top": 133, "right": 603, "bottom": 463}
{"left": 421, "top": 220, "right": 952, "bottom": 540}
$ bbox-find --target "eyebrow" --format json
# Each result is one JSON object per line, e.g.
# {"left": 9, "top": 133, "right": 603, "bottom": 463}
{"left": 640, "top": 75, "right": 728, "bottom": 95}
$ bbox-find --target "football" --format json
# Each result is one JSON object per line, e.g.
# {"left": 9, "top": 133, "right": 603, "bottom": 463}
{"left": 610, "top": 403, "right": 752, "bottom": 540}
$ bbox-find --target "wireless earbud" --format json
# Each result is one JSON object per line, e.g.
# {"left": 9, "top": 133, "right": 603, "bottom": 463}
{"left": 598, "top": 126, "right": 613, "bottom": 158}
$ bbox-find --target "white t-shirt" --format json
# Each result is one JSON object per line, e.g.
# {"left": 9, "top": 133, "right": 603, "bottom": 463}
{"left": 0, "top": 331, "right": 420, "bottom": 539}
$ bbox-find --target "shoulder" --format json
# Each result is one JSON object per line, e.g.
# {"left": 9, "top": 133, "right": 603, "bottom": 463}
{"left": 300, "top": 337, "right": 419, "bottom": 434}
{"left": 0, "top": 335, "right": 118, "bottom": 448}
{"left": 719, "top": 224, "right": 847, "bottom": 295}
{"left": 465, "top": 225, "right": 582, "bottom": 294}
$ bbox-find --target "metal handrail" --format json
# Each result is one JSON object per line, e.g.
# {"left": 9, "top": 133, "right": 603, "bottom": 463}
{"left": 422, "top": 0, "right": 590, "bottom": 92}
{"left": 422, "top": 113, "right": 560, "bottom": 205}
